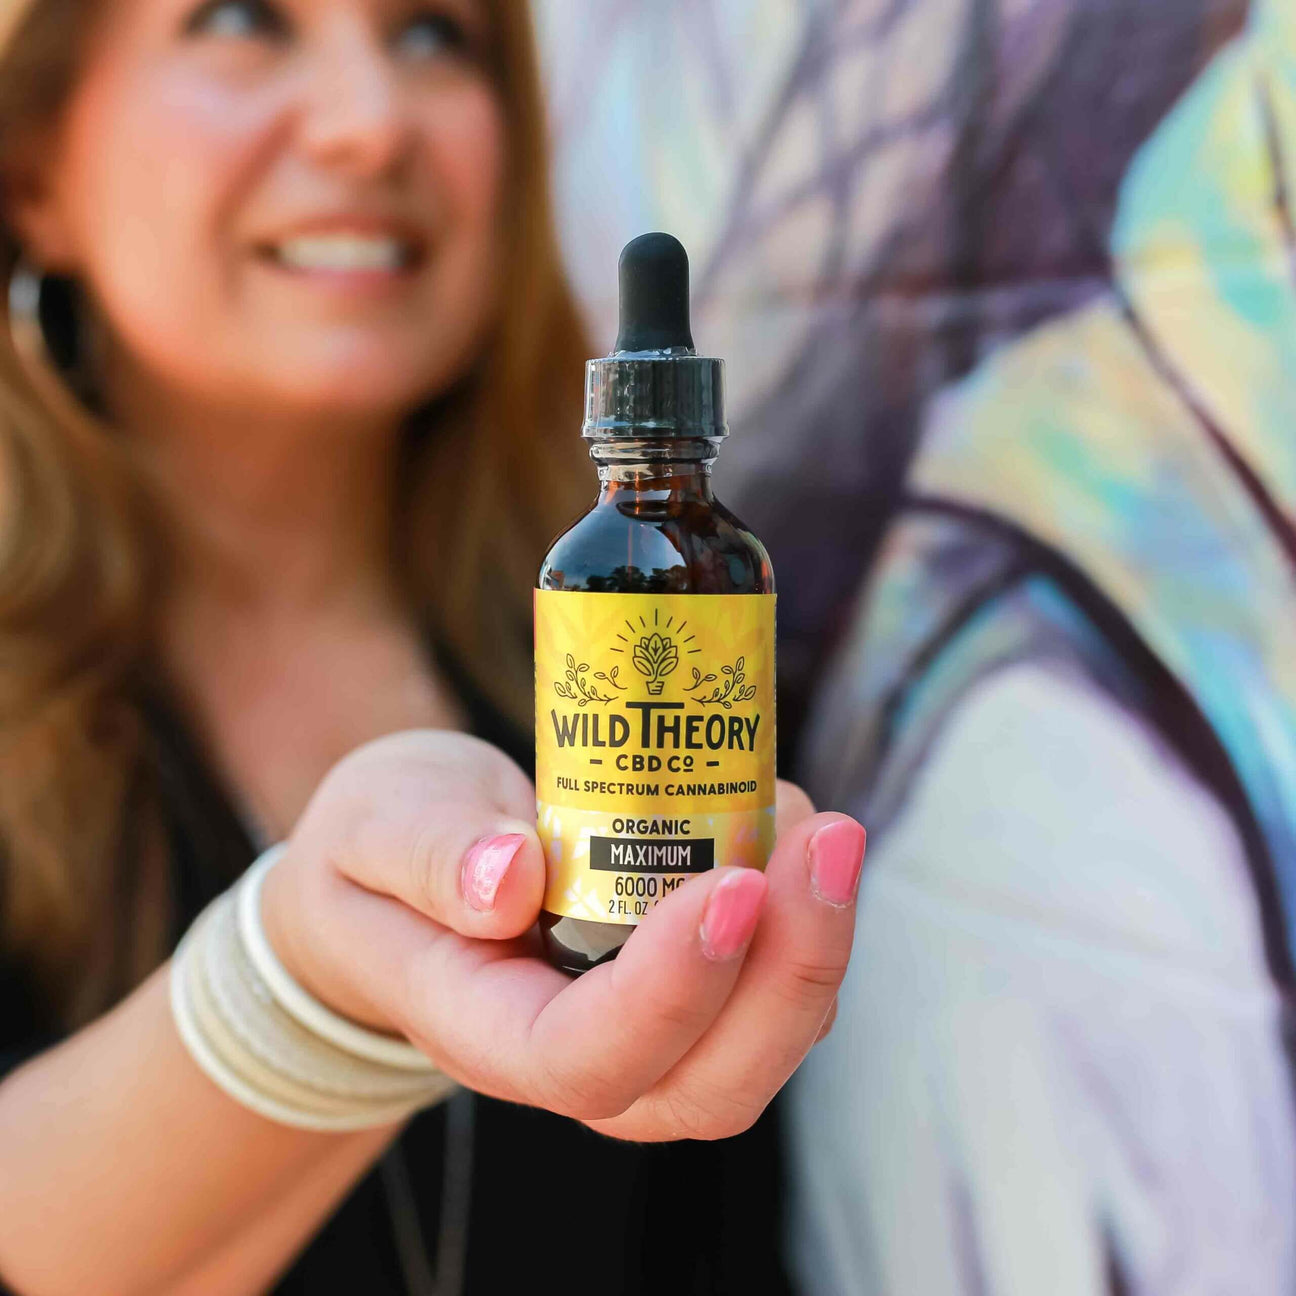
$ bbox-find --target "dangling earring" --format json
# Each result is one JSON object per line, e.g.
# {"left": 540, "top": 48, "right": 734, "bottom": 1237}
{"left": 7, "top": 254, "right": 50, "bottom": 370}
{"left": 7, "top": 254, "right": 102, "bottom": 413}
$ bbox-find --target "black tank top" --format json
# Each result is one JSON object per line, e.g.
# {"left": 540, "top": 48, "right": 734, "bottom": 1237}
{"left": 0, "top": 649, "right": 791, "bottom": 1296}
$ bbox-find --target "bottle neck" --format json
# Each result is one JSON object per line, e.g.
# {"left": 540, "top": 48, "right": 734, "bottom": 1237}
{"left": 589, "top": 436, "right": 720, "bottom": 504}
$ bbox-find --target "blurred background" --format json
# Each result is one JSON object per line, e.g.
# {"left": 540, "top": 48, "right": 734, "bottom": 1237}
{"left": 533, "top": 2, "right": 1296, "bottom": 1292}
{"left": 536, "top": 0, "right": 1244, "bottom": 734}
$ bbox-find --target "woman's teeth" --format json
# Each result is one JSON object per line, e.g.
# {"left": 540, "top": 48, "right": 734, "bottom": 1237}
{"left": 272, "top": 235, "right": 411, "bottom": 273}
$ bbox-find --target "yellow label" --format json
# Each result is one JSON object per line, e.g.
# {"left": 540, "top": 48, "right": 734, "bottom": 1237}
{"left": 535, "top": 590, "right": 776, "bottom": 925}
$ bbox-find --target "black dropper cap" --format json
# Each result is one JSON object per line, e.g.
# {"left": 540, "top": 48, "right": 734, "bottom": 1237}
{"left": 614, "top": 232, "right": 695, "bottom": 353}
{"left": 584, "top": 232, "right": 726, "bottom": 440}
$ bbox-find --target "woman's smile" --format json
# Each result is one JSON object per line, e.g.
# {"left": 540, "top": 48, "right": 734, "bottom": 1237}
{"left": 252, "top": 214, "right": 430, "bottom": 296}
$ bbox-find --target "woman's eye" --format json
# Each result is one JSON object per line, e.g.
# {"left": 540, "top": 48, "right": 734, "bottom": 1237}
{"left": 394, "top": 12, "right": 468, "bottom": 61}
{"left": 184, "top": 0, "right": 286, "bottom": 40}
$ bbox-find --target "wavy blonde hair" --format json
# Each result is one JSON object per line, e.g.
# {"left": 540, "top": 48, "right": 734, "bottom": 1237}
{"left": 0, "top": 0, "right": 591, "bottom": 1025}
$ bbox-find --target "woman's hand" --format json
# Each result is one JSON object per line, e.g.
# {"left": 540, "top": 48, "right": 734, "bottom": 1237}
{"left": 262, "top": 731, "right": 865, "bottom": 1142}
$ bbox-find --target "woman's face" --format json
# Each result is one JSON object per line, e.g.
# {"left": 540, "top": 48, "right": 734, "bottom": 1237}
{"left": 12, "top": 0, "right": 507, "bottom": 420}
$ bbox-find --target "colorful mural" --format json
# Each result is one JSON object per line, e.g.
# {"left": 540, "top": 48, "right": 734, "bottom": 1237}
{"left": 534, "top": 1, "right": 1295, "bottom": 1292}
{"left": 536, "top": 0, "right": 1243, "bottom": 735}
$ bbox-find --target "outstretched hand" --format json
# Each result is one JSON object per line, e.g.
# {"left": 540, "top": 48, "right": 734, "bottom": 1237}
{"left": 263, "top": 731, "right": 865, "bottom": 1142}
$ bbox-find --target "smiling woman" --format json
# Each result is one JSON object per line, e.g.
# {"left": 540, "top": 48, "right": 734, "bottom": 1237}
{"left": 0, "top": 1, "right": 864, "bottom": 1294}
{"left": 0, "top": 0, "right": 586, "bottom": 1020}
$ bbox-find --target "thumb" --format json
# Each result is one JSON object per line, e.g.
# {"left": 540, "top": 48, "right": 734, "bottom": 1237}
{"left": 295, "top": 729, "right": 546, "bottom": 940}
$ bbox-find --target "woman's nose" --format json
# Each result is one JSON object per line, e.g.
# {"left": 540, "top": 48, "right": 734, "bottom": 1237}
{"left": 296, "top": 23, "right": 413, "bottom": 179}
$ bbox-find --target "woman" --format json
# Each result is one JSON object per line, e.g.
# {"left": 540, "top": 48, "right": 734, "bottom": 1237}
{"left": 0, "top": 2, "right": 866, "bottom": 1293}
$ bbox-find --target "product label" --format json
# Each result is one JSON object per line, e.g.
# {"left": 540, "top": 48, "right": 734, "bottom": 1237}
{"left": 535, "top": 590, "right": 776, "bottom": 925}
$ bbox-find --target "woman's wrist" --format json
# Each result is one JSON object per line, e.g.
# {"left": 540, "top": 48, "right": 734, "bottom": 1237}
{"left": 260, "top": 840, "right": 401, "bottom": 1036}
{"left": 170, "top": 844, "right": 454, "bottom": 1132}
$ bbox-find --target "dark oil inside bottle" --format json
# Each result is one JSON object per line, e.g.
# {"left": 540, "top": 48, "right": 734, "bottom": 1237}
{"left": 538, "top": 436, "right": 775, "bottom": 974}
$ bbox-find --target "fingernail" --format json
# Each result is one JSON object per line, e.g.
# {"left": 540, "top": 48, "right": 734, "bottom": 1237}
{"left": 462, "top": 833, "right": 527, "bottom": 912}
{"left": 700, "top": 869, "right": 766, "bottom": 961}
{"left": 809, "top": 820, "right": 866, "bottom": 908}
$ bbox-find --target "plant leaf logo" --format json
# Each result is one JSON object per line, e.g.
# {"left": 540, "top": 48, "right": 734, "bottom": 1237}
{"left": 688, "top": 656, "right": 757, "bottom": 708}
{"left": 608, "top": 610, "right": 699, "bottom": 694}
{"left": 632, "top": 632, "right": 679, "bottom": 695}
{"left": 553, "top": 653, "right": 622, "bottom": 706}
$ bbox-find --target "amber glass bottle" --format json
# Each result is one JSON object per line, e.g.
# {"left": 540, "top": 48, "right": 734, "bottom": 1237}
{"left": 535, "top": 234, "right": 776, "bottom": 975}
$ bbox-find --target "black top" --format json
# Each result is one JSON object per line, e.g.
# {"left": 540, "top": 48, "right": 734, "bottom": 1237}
{"left": 0, "top": 651, "right": 792, "bottom": 1296}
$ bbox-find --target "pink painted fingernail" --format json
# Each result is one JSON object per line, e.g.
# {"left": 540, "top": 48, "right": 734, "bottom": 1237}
{"left": 700, "top": 869, "right": 767, "bottom": 961}
{"left": 462, "top": 833, "right": 527, "bottom": 912}
{"left": 809, "top": 820, "right": 867, "bottom": 908}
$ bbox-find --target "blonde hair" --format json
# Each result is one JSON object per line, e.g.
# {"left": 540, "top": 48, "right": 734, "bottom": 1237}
{"left": 0, "top": 0, "right": 591, "bottom": 1024}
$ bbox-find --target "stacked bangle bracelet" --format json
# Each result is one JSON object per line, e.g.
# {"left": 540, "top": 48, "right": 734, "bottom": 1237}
{"left": 171, "top": 845, "right": 456, "bottom": 1131}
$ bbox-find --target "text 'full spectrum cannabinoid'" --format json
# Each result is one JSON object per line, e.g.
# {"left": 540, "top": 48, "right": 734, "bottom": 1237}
{"left": 535, "top": 232, "right": 776, "bottom": 975}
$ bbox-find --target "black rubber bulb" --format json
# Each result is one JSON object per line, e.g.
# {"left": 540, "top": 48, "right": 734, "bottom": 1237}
{"left": 613, "top": 232, "right": 696, "bottom": 353}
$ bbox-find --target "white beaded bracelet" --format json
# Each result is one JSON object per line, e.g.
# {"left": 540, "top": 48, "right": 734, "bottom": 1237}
{"left": 171, "top": 844, "right": 456, "bottom": 1131}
